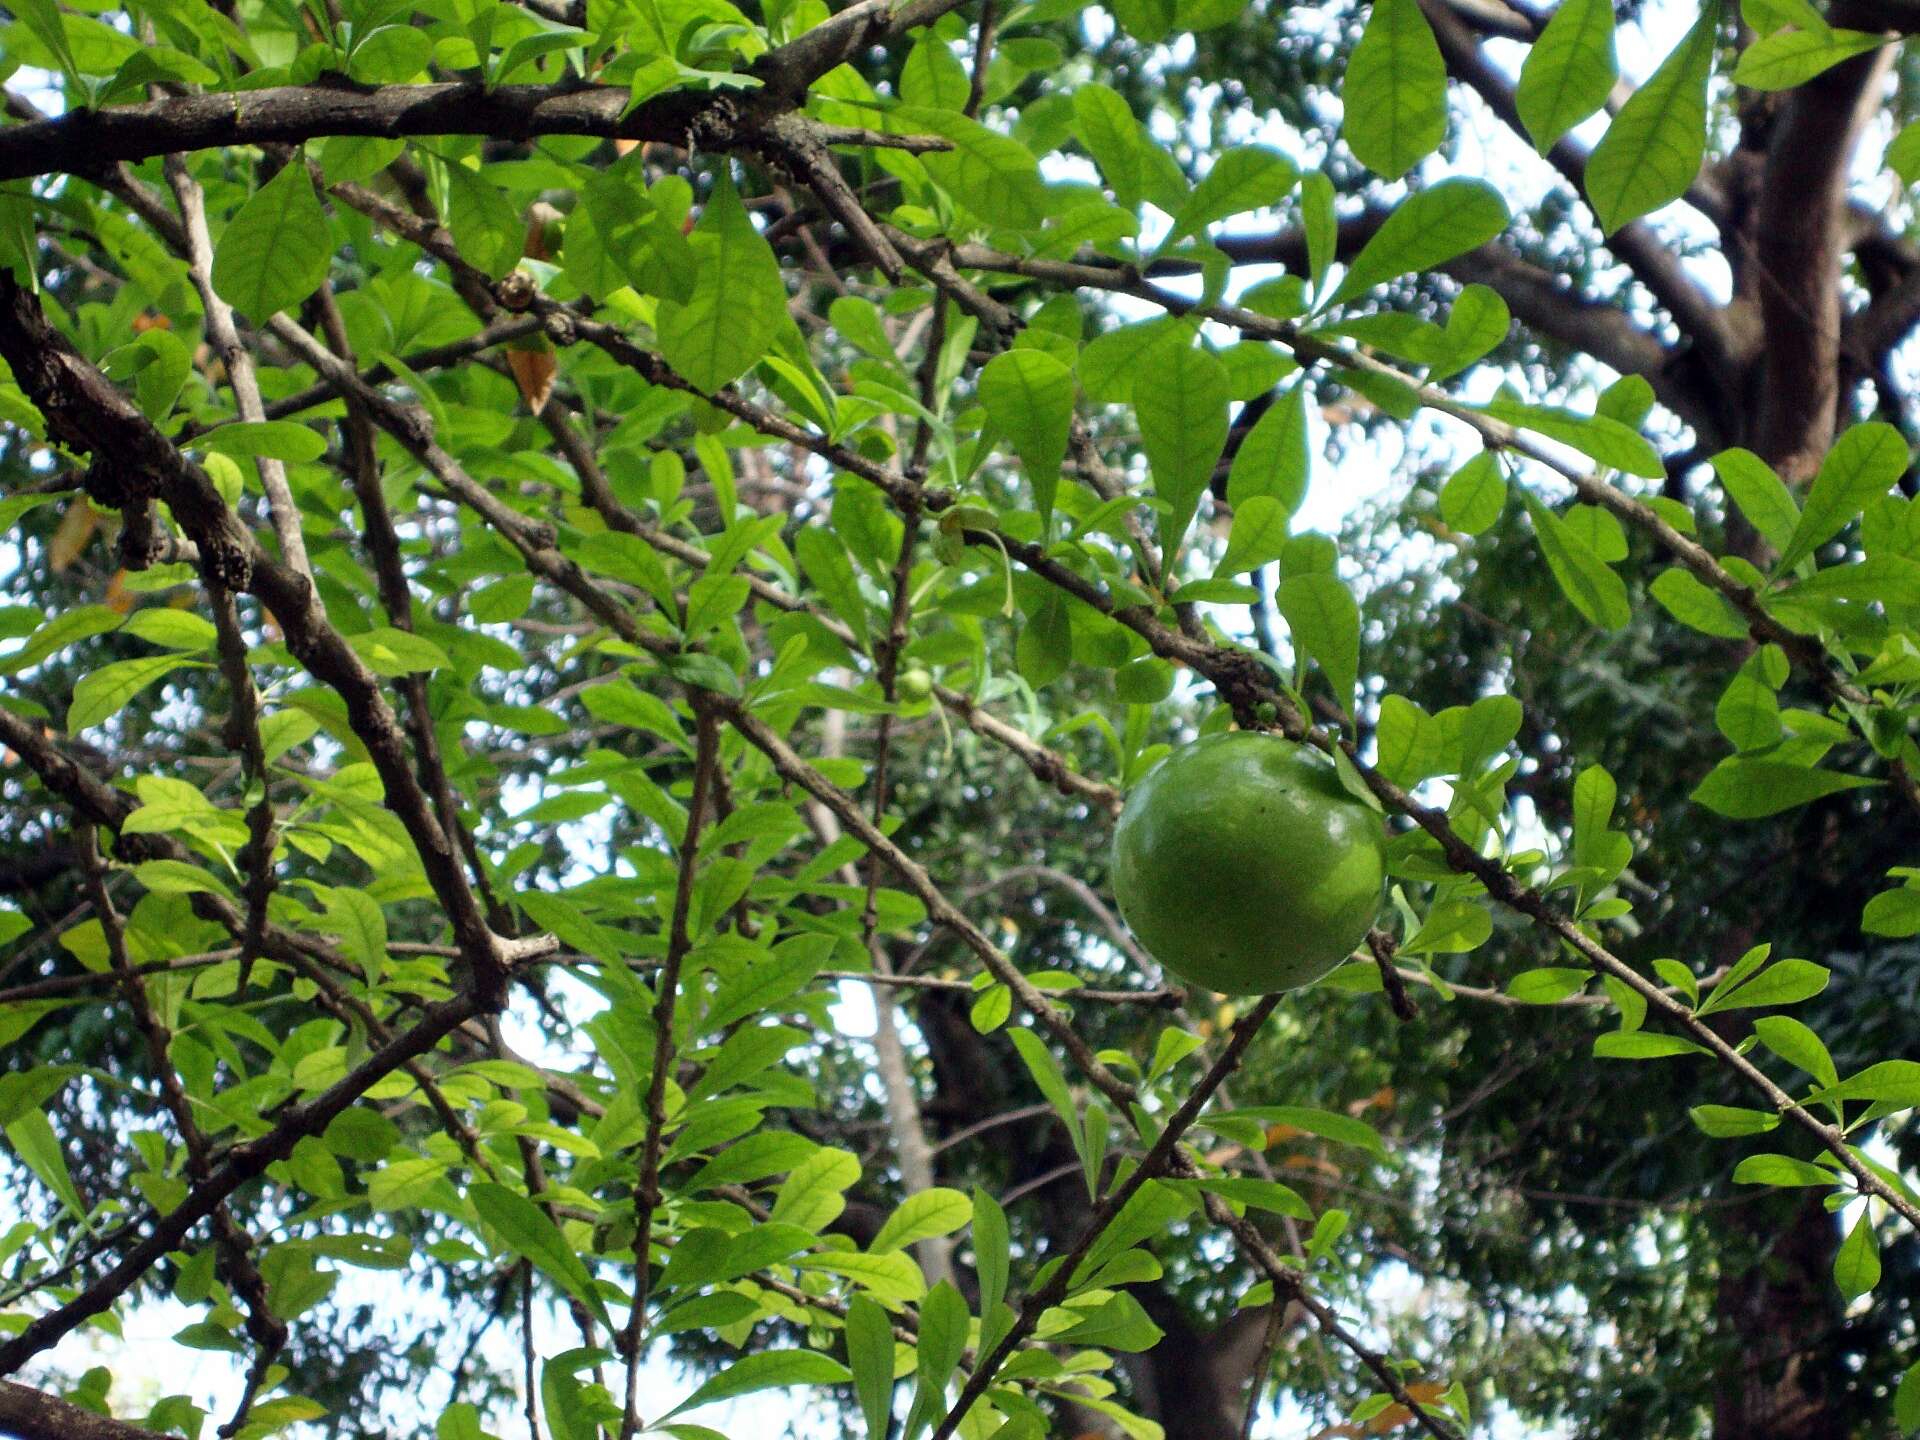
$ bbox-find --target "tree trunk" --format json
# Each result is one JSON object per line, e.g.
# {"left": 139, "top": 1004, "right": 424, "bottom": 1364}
{"left": 1712, "top": 1192, "right": 1846, "bottom": 1440}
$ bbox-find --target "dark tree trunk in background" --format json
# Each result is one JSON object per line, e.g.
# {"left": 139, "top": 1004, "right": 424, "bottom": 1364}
{"left": 1712, "top": 1194, "right": 1848, "bottom": 1440}
{"left": 1707, "top": 39, "right": 1894, "bottom": 1440}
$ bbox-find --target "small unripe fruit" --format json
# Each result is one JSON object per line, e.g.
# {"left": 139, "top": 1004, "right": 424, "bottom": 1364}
{"left": 897, "top": 668, "right": 933, "bottom": 701}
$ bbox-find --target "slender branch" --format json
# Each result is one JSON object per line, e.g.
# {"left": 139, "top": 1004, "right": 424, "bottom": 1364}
{"left": 163, "top": 155, "right": 313, "bottom": 580}
{"left": 0, "top": 0, "right": 975, "bottom": 183}
{"left": 929, "top": 995, "right": 1284, "bottom": 1440}
{"left": 75, "top": 820, "right": 287, "bottom": 1426}
{"left": 0, "top": 990, "right": 488, "bottom": 1374}
{"left": 0, "top": 276, "right": 512, "bottom": 999}
{"left": 618, "top": 704, "right": 721, "bottom": 1440}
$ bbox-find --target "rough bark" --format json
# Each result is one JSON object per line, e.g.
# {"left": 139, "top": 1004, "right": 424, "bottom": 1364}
{"left": 1712, "top": 1194, "right": 1848, "bottom": 1440}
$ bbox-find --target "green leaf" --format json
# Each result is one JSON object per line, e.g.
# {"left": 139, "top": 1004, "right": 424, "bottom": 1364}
{"left": 1226, "top": 382, "right": 1311, "bottom": 511}
{"left": 469, "top": 1182, "right": 612, "bottom": 1329}
{"left": 1402, "top": 897, "right": 1492, "bottom": 954}
{"left": 350, "top": 627, "right": 451, "bottom": 677}
{"left": 13, "top": 0, "right": 83, "bottom": 90}
{"left": 5, "top": 1109, "right": 86, "bottom": 1218}
{"left": 701, "top": 939, "right": 825, "bottom": 1034}
{"left": 1217, "top": 496, "right": 1292, "bottom": 576}
{"left": 1504, "top": 967, "right": 1592, "bottom": 1003}
{"left": 1515, "top": 0, "right": 1618, "bottom": 153}
{"left": 1694, "top": 958, "right": 1828, "bottom": 1015}
{"left": 914, "top": 1280, "right": 969, "bottom": 1397}
{"left": 1344, "top": 0, "right": 1447, "bottom": 180}
{"left": 1592, "top": 1032, "right": 1706, "bottom": 1059}
{"left": 900, "top": 35, "right": 969, "bottom": 109}
{"left": 1753, "top": 1015, "right": 1839, "bottom": 1090}
{"left": 657, "top": 174, "right": 787, "bottom": 392}
{"left": 1328, "top": 179, "right": 1509, "bottom": 308}
{"left": 1776, "top": 422, "right": 1910, "bottom": 572}
{"left": 1715, "top": 670, "right": 1782, "bottom": 752}
{"left": 318, "top": 884, "right": 390, "bottom": 988}
{"left": 667, "top": 1351, "right": 852, "bottom": 1417}
{"left": 69, "top": 654, "right": 200, "bottom": 731}
{"left": 1482, "top": 399, "right": 1664, "bottom": 478}
{"left": 1732, "top": 1153, "right": 1839, "bottom": 1187}
{"left": 1074, "top": 83, "right": 1185, "bottom": 214}
{"left": 979, "top": 349, "right": 1074, "bottom": 527}
{"left": 212, "top": 161, "right": 332, "bottom": 322}
{"left": 795, "top": 527, "right": 871, "bottom": 650}
{"left": 1896, "top": 1358, "right": 1920, "bottom": 1433}
{"left": 1169, "top": 1175, "right": 1312, "bottom": 1219}
{"left": 1438, "top": 452, "right": 1505, "bottom": 534}
{"left": 1834, "top": 1212, "right": 1880, "bottom": 1300}
{"left": 1733, "top": 27, "right": 1885, "bottom": 90}
{"left": 1585, "top": 3, "right": 1719, "bottom": 234}
{"left": 1217, "top": 1105, "right": 1388, "bottom": 1159}
{"left": 1521, "top": 491, "right": 1631, "bottom": 629}
{"left": 1015, "top": 589, "right": 1072, "bottom": 690}
{"left": 971, "top": 1188, "right": 1010, "bottom": 1320}
{"left": 123, "top": 609, "right": 217, "bottom": 652}
{"left": 870, "top": 1188, "right": 971, "bottom": 1254}
{"left": 1863, "top": 885, "right": 1920, "bottom": 938}
{"left": 1806, "top": 1059, "right": 1920, "bottom": 1108}
{"left": 1710, "top": 448, "right": 1801, "bottom": 554}
{"left": 1688, "top": 1105, "right": 1779, "bottom": 1137}
{"left": 1167, "top": 146, "right": 1297, "bottom": 245}
{"left": 441, "top": 161, "right": 523, "bottom": 280}
{"left": 905, "top": 107, "right": 1049, "bottom": 229}
{"left": 1650, "top": 568, "right": 1748, "bottom": 638}
{"left": 197, "top": 420, "right": 331, "bottom": 463}
{"left": 1301, "top": 171, "right": 1337, "bottom": 293}
{"left": 1007, "top": 1027, "right": 1085, "bottom": 1157}
{"left": 770, "top": 1146, "right": 860, "bottom": 1233}
{"left": 1690, "top": 758, "right": 1877, "bottom": 819}
{"left": 845, "top": 1296, "right": 895, "bottom": 1440}
{"left": 1274, "top": 571, "right": 1360, "bottom": 710}
{"left": 1890, "top": 123, "right": 1920, "bottom": 187}
{"left": 1136, "top": 342, "right": 1231, "bottom": 566}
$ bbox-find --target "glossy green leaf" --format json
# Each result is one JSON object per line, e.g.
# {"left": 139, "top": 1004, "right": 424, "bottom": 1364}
{"left": 1515, "top": 0, "right": 1618, "bottom": 153}
{"left": 1275, "top": 570, "right": 1360, "bottom": 709}
{"left": 1710, "top": 448, "right": 1800, "bottom": 554}
{"left": 68, "top": 654, "right": 200, "bottom": 731}
{"left": 1834, "top": 1212, "right": 1880, "bottom": 1300}
{"left": 1217, "top": 496, "right": 1292, "bottom": 576}
{"left": 1733, "top": 27, "right": 1885, "bottom": 91}
{"left": 1521, "top": 491, "right": 1631, "bottom": 629}
{"left": 1690, "top": 758, "right": 1878, "bottom": 818}
{"left": 845, "top": 1296, "right": 895, "bottom": 1440}
{"left": 667, "top": 1350, "right": 852, "bottom": 1417}
{"left": 1225, "top": 383, "right": 1310, "bottom": 511}
{"left": 979, "top": 348, "right": 1074, "bottom": 527}
{"left": 1328, "top": 179, "right": 1510, "bottom": 308}
{"left": 657, "top": 174, "right": 787, "bottom": 391}
{"left": 212, "top": 161, "right": 332, "bottom": 321}
{"left": 196, "top": 420, "right": 327, "bottom": 463}
{"left": 870, "top": 1187, "right": 971, "bottom": 1254}
{"left": 1776, "top": 422, "right": 1911, "bottom": 572}
{"left": 1166, "top": 146, "right": 1297, "bottom": 245}
{"left": 1136, "top": 341, "right": 1231, "bottom": 566}
{"left": 1438, "top": 452, "right": 1505, "bottom": 534}
{"left": 1585, "top": 3, "right": 1719, "bottom": 234}
{"left": 1344, "top": 0, "right": 1447, "bottom": 180}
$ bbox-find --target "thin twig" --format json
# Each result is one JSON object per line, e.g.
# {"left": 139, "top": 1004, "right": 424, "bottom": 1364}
{"left": 618, "top": 703, "right": 721, "bottom": 1440}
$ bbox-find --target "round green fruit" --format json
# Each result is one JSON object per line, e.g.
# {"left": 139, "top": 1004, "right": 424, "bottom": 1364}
{"left": 1110, "top": 732, "right": 1388, "bottom": 995}
{"left": 897, "top": 668, "right": 933, "bottom": 701}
